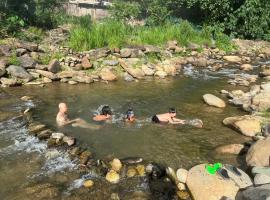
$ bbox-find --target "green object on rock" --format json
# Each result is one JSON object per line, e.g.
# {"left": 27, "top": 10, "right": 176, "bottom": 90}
{"left": 206, "top": 163, "right": 223, "bottom": 175}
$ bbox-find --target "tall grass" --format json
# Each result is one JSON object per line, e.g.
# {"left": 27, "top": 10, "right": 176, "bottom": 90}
{"left": 69, "top": 18, "right": 233, "bottom": 52}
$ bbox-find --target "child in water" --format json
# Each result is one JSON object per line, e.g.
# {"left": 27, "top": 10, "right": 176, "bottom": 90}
{"left": 93, "top": 105, "right": 112, "bottom": 121}
{"left": 152, "top": 108, "right": 185, "bottom": 124}
{"left": 125, "top": 108, "right": 136, "bottom": 122}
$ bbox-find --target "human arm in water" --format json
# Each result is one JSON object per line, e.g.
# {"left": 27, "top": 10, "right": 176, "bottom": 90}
{"left": 93, "top": 115, "right": 111, "bottom": 121}
{"left": 168, "top": 117, "right": 186, "bottom": 124}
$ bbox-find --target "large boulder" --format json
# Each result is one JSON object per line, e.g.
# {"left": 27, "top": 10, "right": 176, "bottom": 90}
{"left": 195, "top": 57, "right": 208, "bottom": 67}
{"left": 234, "top": 119, "right": 261, "bottom": 137}
{"left": 236, "top": 184, "right": 270, "bottom": 200}
{"left": 6, "top": 65, "right": 33, "bottom": 81}
{"left": 246, "top": 136, "right": 270, "bottom": 167}
{"left": 100, "top": 68, "right": 117, "bottom": 81}
{"left": 186, "top": 164, "right": 239, "bottom": 200}
{"left": 252, "top": 92, "right": 270, "bottom": 111}
{"left": 18, "top": 55, "right": 37, "bottom": 69}
{"left": 203, "top": 94, "right": 226, "bottom": 108}
{"left": 223, "top": 56, "right": 242, "bottom": 64}
{"left": 223, "top": 116, "right": 261, "bottom": 137}
{"left": 48, "top": 59, "right": 61, "bottom": 73}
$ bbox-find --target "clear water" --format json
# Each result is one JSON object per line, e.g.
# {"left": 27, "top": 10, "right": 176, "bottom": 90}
{"left": 0, "top": 73, "right": 250, "bottom": 199}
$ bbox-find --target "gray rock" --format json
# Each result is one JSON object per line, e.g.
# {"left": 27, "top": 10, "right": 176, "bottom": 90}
{"left": 86, "top": 48, "right": 110, "bottom": 60}
{"left": 224, "top": 165, "right": 253, "bottom": 189}
{"left": 72, "top": 75, "right": 93, "bottom": 84}
{"left": 48, "top": 59, "right": 61, "bottom": 73}
{"left": 6, "top": 65, "right": 33, "bottom": 81}
{"left": 254, "top": 173, "right": 270, "bottom": 186}
{"left": 124, "top": 72, "right": 135, "bottom": 82}
{"left": 103, "top": 60, "right": 119, "bottom": 66}
{"left": 0, "top": 45, "right": 11, "bottom": 56}
{"left": 252, "top": 167, "right": 270, "bottom": 176}
{"left": 236, "top": 184, "right": 270, "bottom": 200}
{"left": 0, "top": 59, "right": 7, "bottom": 77}
{"left": 16, "top": 48, "right": 27, "bottom": 56}
{"left": 18, "top": 55, "right": 37, "bottom": 69}
{"left": 120, "top": 48, "right": 132, "bottom": 58}
{"left": 16, "top": 41, "right": 38, "bottom": 52}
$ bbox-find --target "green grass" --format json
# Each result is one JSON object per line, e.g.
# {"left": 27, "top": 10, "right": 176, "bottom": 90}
{"left": 39, "top": 52, "right": 64, "bottom": 65}
{"left": 8, "top": 51, "right": 20, "bottom": 65}
{"left": 68, "top": 18, "right": 233, "bottom": 52}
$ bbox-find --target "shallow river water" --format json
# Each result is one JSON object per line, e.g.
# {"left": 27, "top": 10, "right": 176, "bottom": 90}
{"left": 0, "top": 68, "right": 251, "bottom": 199}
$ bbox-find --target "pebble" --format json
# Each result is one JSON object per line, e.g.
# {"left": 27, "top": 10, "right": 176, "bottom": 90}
{"left": 83, "top": 180, "right": 94, "bottom": 188}
{"left": 106, "top": 170, "right": 120, "bottom": 184}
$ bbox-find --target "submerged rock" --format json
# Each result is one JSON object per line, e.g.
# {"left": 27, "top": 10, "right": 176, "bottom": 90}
{"left": 240, "top": 64, "right": 253, "bottom": 71}
{"left": 106, "top": 170, "right": 120, "bottom": 183}
{"left": 110, "top": 158, "right": 122, "bottom": 172}
{"left": 215, "top": 144, "right": 245, "bottom": 155}
{"left": 83, "top": 180, "right": 94, "bottom": 188}
{"left": 203, "top": 94, "right": 226, "bottom": 108}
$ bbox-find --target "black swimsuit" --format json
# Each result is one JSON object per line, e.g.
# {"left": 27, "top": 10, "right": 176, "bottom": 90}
{"left": 152, "top": 115, "right": 160, "bottom": 123}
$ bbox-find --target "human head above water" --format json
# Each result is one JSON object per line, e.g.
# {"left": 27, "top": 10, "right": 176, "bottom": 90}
{"left": 126, "top": 108, "right": 135, "bottom": 118}
{"left": 101, "top": 105, "right": 112, "bottom": 116}
{"left": 169, "top": 107, "right": 176, "bottom": 117}
{"left": 59, "top": 103, "right": 68, "bottom": 113}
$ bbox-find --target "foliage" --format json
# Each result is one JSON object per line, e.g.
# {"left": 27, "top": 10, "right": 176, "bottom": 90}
{"left": 39, "top": 52, "right": 64, "bottom": 65}
{"left": 110, "top": 0, "right": 141, "bottom": 21}
{"left": 112, "top": 0, "right": 270, "bottom": 40}
{"left": 8, "top": 52, "right": 21, "bottom": 66}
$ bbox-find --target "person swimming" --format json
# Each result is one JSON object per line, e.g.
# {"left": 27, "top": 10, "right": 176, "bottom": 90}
{"left": 93, "top": 105, "right": 112, "bottom": 121}
{"left": 125, "top": 108, "right": 136, "bottom": 122}
{"left": 56, "top": 103, "right": 80, "bottom": 126}
{"left": 152, "top": 108, "right": 185, "bottom": 124}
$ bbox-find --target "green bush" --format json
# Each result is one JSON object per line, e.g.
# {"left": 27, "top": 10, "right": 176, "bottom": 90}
{"left": 110, "top": 0, "right": 141, "bottom": 21}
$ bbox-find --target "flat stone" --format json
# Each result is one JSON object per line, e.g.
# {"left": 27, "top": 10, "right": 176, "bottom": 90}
{"left": 203, "top": 94, "right": 226, "bottom": 108}
{"left": 35, "top": 69, "right": 58, "bottom": 80}
{"left": 254, "top": 173, "right": 270, "bottom": 186}
{"left": 0, "top": 77, "right": 19, "bottom": 87}
{"left": 83, "top": 180, "right": 94, "bottom": 188}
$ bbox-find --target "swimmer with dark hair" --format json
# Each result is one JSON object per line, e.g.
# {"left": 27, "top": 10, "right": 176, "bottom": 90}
{"left": 152, "top": 107, "right": 185, "bottom": 124}
{"left": 125, "top": 108, "right": 136, "bottom": 122}
{"left": 93, "top": 105, "right": 112, "bottom": 121}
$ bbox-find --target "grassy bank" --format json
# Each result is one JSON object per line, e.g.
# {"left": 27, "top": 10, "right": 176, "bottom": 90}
{"left": 68, "top": 18, "right": 234, "bottom": 52}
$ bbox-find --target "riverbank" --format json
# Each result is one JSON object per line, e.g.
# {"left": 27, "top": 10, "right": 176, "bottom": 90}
{"left": 1, "top": 25, "right": 270, "bottom": 200}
